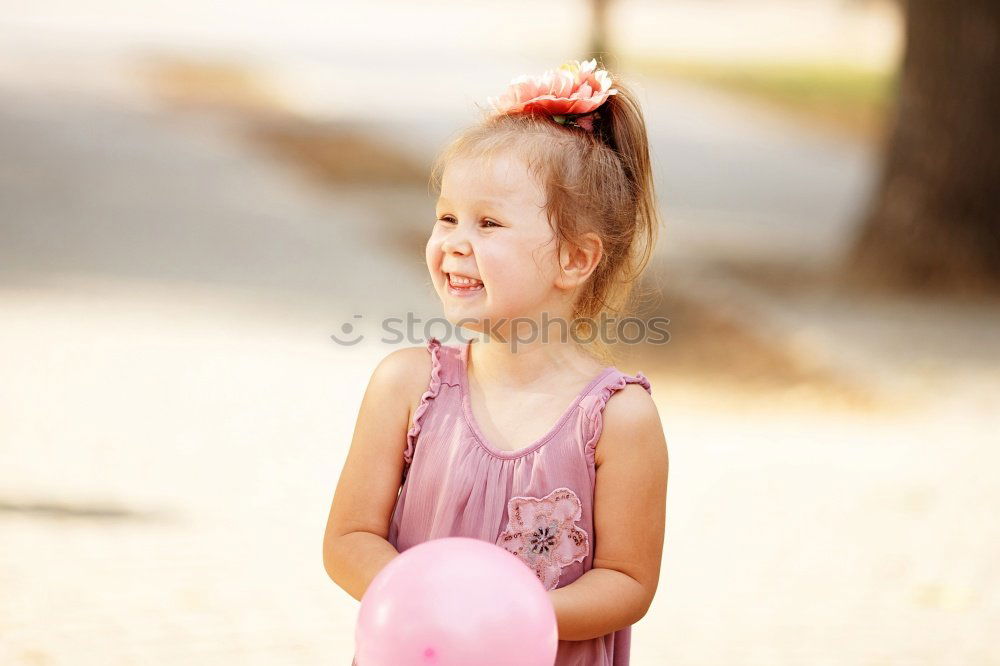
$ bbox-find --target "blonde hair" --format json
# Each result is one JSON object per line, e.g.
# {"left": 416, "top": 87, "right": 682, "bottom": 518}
{"left": 429, "top": 67, "right": 661, "bottom": 365}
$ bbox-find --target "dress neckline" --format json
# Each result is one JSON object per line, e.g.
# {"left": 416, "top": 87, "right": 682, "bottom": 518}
{"left": 459, "top": 339, "right": 614, "bottom": 460}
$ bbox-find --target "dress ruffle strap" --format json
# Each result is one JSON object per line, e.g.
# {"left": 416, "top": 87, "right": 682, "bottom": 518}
{"left": 403, "top": 337, "right": 444, "bottom": 466}
{"left": 583, "top": 371, "right": 652, "bottom": 464}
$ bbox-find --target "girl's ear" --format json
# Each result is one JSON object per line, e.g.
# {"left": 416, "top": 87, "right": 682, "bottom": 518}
{"left": 556, "top": 232, "right": 603, "bottom": 290}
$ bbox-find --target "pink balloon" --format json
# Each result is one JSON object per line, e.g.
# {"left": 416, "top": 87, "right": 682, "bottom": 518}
{"left": 355, "top": 537, "right": 558, "bottom": 666}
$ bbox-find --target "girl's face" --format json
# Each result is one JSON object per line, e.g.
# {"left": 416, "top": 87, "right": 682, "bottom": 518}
{"left": 428, "top": 152, "right": 567, "bottom": 332}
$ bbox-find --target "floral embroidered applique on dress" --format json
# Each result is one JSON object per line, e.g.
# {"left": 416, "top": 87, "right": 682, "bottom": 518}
{"left": 496, "top": 487, "right": 590, "bottom": 590}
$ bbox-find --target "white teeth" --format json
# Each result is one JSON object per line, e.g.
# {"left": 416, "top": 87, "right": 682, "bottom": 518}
{"left": 449, "top": 274, "right": 482, "bottom": 286}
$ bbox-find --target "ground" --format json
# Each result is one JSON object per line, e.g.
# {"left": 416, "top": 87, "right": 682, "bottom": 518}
{"left": 1, "top": 26, "right": 998, "bottom": 666}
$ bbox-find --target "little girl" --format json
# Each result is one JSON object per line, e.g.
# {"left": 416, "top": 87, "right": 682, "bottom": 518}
{"left": 324, "top": 58, "right": 669, "bottom": 666}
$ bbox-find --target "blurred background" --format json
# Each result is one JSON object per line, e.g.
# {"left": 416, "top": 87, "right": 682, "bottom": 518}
{"left": 1, "top": 0, "right": 998, "bottom": 664}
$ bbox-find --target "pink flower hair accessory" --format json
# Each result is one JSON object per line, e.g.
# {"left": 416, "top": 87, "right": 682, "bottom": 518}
{"left": 486, "top": 58, "right": 618, "bottom": 132}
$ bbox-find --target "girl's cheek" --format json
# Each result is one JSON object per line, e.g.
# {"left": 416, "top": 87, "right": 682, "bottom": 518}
{"left": 425, "top": 237, "right": 442, "bottom": 270}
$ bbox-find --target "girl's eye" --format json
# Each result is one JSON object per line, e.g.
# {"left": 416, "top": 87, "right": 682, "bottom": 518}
{"left": 436, "top": 216, "right": 501, "bottom": 228}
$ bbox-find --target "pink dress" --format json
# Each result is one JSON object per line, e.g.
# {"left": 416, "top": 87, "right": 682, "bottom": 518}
{"left": 353, "top": 336, "right": 652, "bottom": 666}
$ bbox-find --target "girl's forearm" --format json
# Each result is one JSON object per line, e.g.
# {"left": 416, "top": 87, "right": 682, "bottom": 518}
{"left": 547, "top": 567, "right": 649, "bottom": 641}
{"left": 325, "top": 536, "right": 648, "bottom": 641}
{"left": 324, "top": 531, "right": 400, "bottom": 602}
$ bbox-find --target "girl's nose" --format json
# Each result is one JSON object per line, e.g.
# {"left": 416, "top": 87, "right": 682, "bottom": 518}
{"left": 441, "top": 230, "right": 472, "bottom": 255}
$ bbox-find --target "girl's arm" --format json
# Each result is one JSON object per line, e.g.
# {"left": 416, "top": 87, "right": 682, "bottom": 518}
{"left": 548, "top": 384, "right": 669, "bottom": 641}
{"left": 322, "top": 346, "right": 429, "bottom": 601}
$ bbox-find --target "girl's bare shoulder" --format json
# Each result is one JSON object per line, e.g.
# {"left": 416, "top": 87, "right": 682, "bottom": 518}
{"left": 369, "top": 342, "right": 437, "bottom": 418}
{"left": 594, "top": 379, "right": 664, "bottom": 467}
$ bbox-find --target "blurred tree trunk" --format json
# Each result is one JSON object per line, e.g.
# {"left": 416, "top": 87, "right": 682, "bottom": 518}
{"left": 846, "top": 0, "right": 1000, "bottom": 293}
{"left": 588, "top": 0, "right": 611, "bottom": 60}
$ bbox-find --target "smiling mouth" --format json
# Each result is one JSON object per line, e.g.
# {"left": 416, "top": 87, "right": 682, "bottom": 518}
{"left": 446, "top": 273, "right": 485, "bottom": 293}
